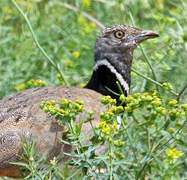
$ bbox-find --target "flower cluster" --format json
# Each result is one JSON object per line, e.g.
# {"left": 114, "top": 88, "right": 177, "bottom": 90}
{"left": 166, "top": 148, "right": 183, "bottom": 163}
{"left": 65, "top": 59, "right": 73, "bottom": 68}
{"left": 40, "top": 98, "right": 84, "bottom": 125}
{"left": 100, "top": 106, "right": 123, "bottom": 121}
{"left": 57, "top": 74, "right": 66, "bottom": 85}
{"left": 168, "top": 108, "right": 185, "bottom": 120}
{"left": 15, "top": 83, "right": 26, "bottom": 91}
{"left": 101, "top": 96, "right": 117, "bottom": 106}
{"left": 82, "top": 0, "right": 92, "bottom": 7}
{"left": 167, "top": 99, "right": 178, "bottom": 107}
{"left": 98, "top": 120, "right": 118, "bottom": 136}
{"left": 120, "top": 91, "right": 163, "bottom": 115}
{"left": 119, "top": 91, "right": 186, "bottom": 122}
{"left": 162, "top": 82, "right": 173, "bottom": 91}
{"left": 15, "top": 79, "right": 46, "bottom": 91}
{"left": 78, "top": 16, "right": 96, "bottom": 34}
{"left": 72, "top": 51, "right": 80, "bottom": 58}
{"left": 181, "top": 104, "right": 187, "bottom": 111}
{"left": 3, "top": 0, "right": 37, "bottom": 15}
{"left": 27, "top": 79, "right": 46, "bottom": 88}
{"left": 167, "top": 100, "right": 186, "bottom": 121}
{"left": 96, "top": 96, "right": 123, "bottom": 139}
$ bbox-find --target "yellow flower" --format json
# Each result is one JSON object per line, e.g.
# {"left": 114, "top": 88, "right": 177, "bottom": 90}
{"left": 98, "top": 120, "right": 117, "bottom": 136}
{"left": 78, "top": 16, "right": 86, "bottom": 25}
{"left": 61, "top": 98, "right": 69, "bottom": 105}
{"left": 151, "top": 124, "right": 155, "bottom": 128}
{"left": 168, "top": 99, "right": 177, "bottom": 107}
{"left": 73, "top": 51, "right": 80, "bottom": 58}
{"left": 15, "top": 83, "right": 26, "bottom": 91}
{"left": 181, "top": 104, "right": 187, "bottom": 111}
{"left": 90, "top": 22, "right": 96, "bottom": 28}
{"left": 151, "top": 98, "right": 162, "bottom": 106}
{"left": 134, "top": 92, "right": 141, "bottom": 97}
{"left": 81, "top": 22, "right": 97, "bottom": 33}
{"left": 113, "top": 121, "right": 118, "bottom": 130}
{"left": 83, "top": 25, "right": 92, "bottom": 33}
{"left": 101, "top": 96, "right": 116, "bottom": 105}
{"left": 88, "top": 110, "right": 94, "bottom": 116}
{"left": 114, "top": 139, "right": 125, "bottom": 147}
{"left": 163, "top": 82, "right": 173, "bottom": 91}
{"left": 80, "top": 83, "right": 86, "bottom": 88}
{"left": 166, "top": 148, "right": 183, "bottom": 159}
{"left": 98, "top": 120, "right": 107, "bottom": 128}
{"left": 27, "top": 79, "right": 46, "bottom": 88}
{"left": 102, "top": 124, "right": 111, "bottom": 135}
{"left": 169, "top": 128, "right": 175, "bottom": 133}
{"left": 156, "top": 106, "right": 166, "bottom": 115}
{"left": 115, "top": 151, "right": 125, "bottom": 159}
{"left": 119, "top": 94, "right": 126, "bottom": 102}
{"left": 75, "top": 99, "right": 84, "bottom": 105}
{"left": 49, "top": 100, "right": 56, "bottom": 105}
{"left": 28, "top": 3, "right": 34, "bottom": 9}
{"left": 142, "top": 95, "right": 153, "bottom": 102}
{"left": 3, "top": 6, "right": 12, "bottom": 14}
{"left": 82, "top": 0, "right": 92, "bottom": 7}
{"left": 124, "top": 106, "right": 132, "bottom": 112}
{"left": 65, "top": 59, "right": 73, "bottom": 68}
{"left": 126, "top": 95, "right": 135, "bottom": 102}
{"left": 35, "top": 79, "right": 46, "bottom": 86}
{"left": 169, "top": 108, "right": 181, "bottom": 118}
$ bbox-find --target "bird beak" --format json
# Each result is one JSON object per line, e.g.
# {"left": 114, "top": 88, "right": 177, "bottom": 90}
{"left": 135, "top": 30, "right": 159, "bottom": 43}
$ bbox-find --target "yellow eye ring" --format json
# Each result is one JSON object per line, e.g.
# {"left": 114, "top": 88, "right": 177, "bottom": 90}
{"left": 114, "top": 30, "right": 124, "bottom": 39}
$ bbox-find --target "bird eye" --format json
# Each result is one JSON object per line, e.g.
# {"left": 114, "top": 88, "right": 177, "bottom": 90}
{"left": 114, "top": 30, "right": 124, "bottom": 39}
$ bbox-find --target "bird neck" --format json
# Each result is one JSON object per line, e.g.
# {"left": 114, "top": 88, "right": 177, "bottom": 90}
{"left": 85, "top": 53, "right": 133, "bottom": 100}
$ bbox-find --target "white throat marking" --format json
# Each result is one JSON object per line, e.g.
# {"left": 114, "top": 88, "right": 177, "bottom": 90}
{"left": 94, "top": 59, "right": 129, "bottom": 95}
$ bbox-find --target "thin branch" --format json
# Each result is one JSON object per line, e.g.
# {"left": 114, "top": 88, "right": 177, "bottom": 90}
{"left": 148, "top": 122, "right": 185, "bottom": 163}
{"left": 139, "top": 46, "right": 158, "bottom": 82}
{"left": 132, "top": 68, "right": 179, "bottom": 96}
{"left": 177, "top": 84, "right": 187, "bottom": 101}
{"left": 12, "top": 0, "right": 68, "bottom": 85}
{"left": 55, "top": 2, "right": 105, "bottom": 29}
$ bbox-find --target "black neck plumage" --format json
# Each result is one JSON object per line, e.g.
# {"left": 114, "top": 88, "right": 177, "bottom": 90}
{"left": 85, "top": 58, "right": 131, "bottom": 100}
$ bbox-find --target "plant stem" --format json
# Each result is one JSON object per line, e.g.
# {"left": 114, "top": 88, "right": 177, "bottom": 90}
{"left": 177, "top": 84, "right": 187, "bottom": 101}
{"left": 12, "top": 0, "right": 68, "bottom": 85}
{"left": 139, "top": 46, "right": 158, "bottom": 85}
{"left": 54, "top": 1, "right": 105, "bottom": 29}
{"left": 105, "top": 86, "right": 120, "bottom": 96}
{"left": 109, "top": 143, "right": 113, "bottom": 180}
{"left": 89, "top": 120, "right": 97, "bottom": 136}
{"left": 136, "top": 162, "right": 148, "bottom": 180}
{"left": 131, "top": 68, "right": 179, "bottom": 96}
{"left": 69, "top": 120, "right": 93, "bottom": 171}
{"left": 116, "top": 81, "right": 124, "bottom": 95}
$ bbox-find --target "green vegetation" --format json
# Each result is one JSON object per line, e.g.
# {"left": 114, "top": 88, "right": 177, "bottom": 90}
{"left": 0, "top": 0, "right": 187, "bottom": 100}
{"left": 0, "top": 0, "right": 187, "bottom": 179}
{"left": 12, "top": 95, "right": 187, "bottom": 179}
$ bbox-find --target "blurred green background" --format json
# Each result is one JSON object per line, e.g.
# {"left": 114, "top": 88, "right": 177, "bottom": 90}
{"left": 0, "top": 0, "right": 186, "bottom": 101}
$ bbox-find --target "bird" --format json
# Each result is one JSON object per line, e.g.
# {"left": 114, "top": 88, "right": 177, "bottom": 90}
{"left": 0, "top": 25, "right": 158, "bottom": 177}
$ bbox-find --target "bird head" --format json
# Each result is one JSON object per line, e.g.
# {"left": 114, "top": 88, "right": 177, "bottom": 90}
{"left": 95, "top": 25, "right": 159, "bottom": 56}
{"left": 87, "top": 25, "right": 159, "bottom": 99}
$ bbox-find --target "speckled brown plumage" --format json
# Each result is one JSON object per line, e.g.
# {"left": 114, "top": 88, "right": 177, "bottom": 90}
{"left": 0, "top": 25, "right": 159, "bottom": 177}
{"left": 0, "top": 86, "right": 104, "bottom": 176}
